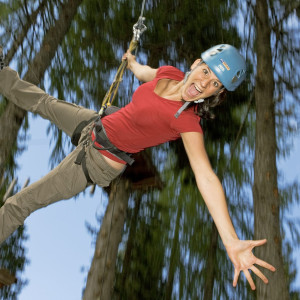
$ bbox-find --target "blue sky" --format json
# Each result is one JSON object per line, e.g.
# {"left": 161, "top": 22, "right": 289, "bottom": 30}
{"left": 14, "top": 115, "right": 106, "bottom": 300}
{"left": 11, "top": 110, "right": 300, "bottom": 299}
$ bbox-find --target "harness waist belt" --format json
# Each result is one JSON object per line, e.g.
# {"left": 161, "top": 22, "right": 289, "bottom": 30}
{"left": 92, "top": 118, "right": 135, "bottom": 166}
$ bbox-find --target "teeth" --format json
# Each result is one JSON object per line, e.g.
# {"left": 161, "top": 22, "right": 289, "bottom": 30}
{"left": 194, "top": 85, "right": 201, "bottom": 93}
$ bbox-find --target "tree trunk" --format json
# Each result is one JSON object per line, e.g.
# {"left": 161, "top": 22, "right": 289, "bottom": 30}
{"left": 165, "top": 203, "right": 182, "bottom": 300}
{"left": 0, "top": 268, "right": 17, "bottom": 288}
{"left": 83, "top": 179, "right": 130, "bottom": 300}
{"left": 0, "top": 0, "right": 83, "bottom": 178}
{"left": 119, "top": 194, "right": 142, "bottom": 293}
{"left": 203, "top": 222, "right": 218, "bottom": 300}
{"left": 253, "top": 0, "right": 289, "bottom": 299}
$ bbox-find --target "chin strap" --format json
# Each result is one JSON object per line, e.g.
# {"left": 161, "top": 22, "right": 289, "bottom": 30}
{"left": 175, "top": 97, "right": 205, "bottom": 120}
{"left": 174, "top": 101, "right": 191, "bottom": 118}
{"left": 174, "top": 99, "right": 204, "bottom": 119}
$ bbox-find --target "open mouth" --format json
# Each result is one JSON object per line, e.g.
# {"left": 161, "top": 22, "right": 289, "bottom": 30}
{"left": 187, "top": 83, "right": 202, "bottom": 98}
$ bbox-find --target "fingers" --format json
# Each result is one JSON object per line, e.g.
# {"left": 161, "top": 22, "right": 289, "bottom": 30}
{"left": 250, "top": 239, "right": 267, "bottom": 248}
{"left": 122, "top": 50, "right": 136, "bottom": 70}
{"left": 230, "top": 238, "right": 276, "bottom": 289}
{"left": 122, "top": 50, "right": 135, "bottom": 58}
{"left": 122, "top": 52, "right": 129, "bottom": 61}
{"left": 255, "top": 258, "right": 276, "bottom": 272}
{"left": 235, "top": 261, "right": 275, "bottom": 289}
{"left": 233, "top": 268, "right": 240, "bottom": 287}
{"left": 234, "top": 269, "right": 256, "bottom": 290}
{"left": 244, "top": 269, "right": 256, "bottom": 290}
{"left": 122, "top": 50, "right": 130, "bottom": 60}
{"left": 250, "top": 239, "right": 276, "bottom": 272}
{"left": 250, "top": 265, "right": 268, "bottom": 284}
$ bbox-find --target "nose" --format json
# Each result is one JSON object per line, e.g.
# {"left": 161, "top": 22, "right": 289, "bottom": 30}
{"left": 200, "top": 78, "right": 209, "bottom": 88}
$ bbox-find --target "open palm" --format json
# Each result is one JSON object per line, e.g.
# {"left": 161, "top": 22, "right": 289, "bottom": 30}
{"left": 225, "top": 239, "right": 276, "bottom": 290}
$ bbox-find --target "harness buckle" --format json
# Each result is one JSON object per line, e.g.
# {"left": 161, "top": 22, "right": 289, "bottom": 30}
{"left": 93, "top": 118, "right": 135, "bottom": 166}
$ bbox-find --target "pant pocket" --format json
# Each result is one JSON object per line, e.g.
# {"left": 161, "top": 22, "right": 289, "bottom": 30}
{"left": 85, "top": 144, "right": 123, "bottom": 187}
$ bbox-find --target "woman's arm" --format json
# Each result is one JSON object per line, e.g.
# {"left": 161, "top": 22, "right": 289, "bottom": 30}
{"left": 122, "top": 50, "right": 157, "bottom": 82}
{"left": 181, "top": 131, "right": 276, "bottom": 289}
{"left": 181, "top": 131, "right": 238, "bottom": 245}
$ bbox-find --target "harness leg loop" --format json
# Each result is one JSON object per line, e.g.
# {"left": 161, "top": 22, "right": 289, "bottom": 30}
{"left": 75, "top": 142, "right": 94, "bottom": 186}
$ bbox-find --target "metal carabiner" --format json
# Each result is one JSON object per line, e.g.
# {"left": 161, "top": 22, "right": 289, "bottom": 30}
{"left": 133, "top": 16, "right": 147, "bottom": 42}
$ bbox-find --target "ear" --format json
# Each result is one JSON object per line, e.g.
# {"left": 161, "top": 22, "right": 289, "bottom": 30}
{"left": 191, "top": 59, "right": 201, "bottom": 70}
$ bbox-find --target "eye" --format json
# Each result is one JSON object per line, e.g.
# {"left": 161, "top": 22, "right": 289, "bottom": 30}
{"left": 213, "top": 81, "right": 219, "bottom": 88}
{"left": 203, "top": 68, "right": 209, "bottom": 75}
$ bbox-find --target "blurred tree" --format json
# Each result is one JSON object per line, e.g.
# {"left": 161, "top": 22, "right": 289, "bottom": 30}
{"left": 0, "top": 0, "right": 78, "bottom": 180}
{"left": 1, "top": 0, "right": 298, "bottom": 299}
{"left": 84, "top": 151, "right": 163, "bottom": 299}
{"left": 93, "top": 0, "right": 252, "bottom": 299}
{"left": 83, "top": 179, "right": 131, "bottom": 300}
{"left": 0, "top": 0, "right": 84, "bottom": 298}
{"left": 252, "top": 0, "right": 300, "bottom": 298}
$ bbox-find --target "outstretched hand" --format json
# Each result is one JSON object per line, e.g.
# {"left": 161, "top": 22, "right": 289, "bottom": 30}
{"left": 225, "top": 239, "right": 276, "bottom": 290}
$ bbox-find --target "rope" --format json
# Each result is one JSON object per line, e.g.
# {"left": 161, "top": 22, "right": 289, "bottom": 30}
{"left": 98, "top": 40, "right": 139, "bottom": 116}
{"left": 98, "top": 0, "right": 147, "bottom": 116}
{"left": 139, "top": 0, "right": 146, "bottom": 19}
{"left": 98, "top": 2, "right": 147, "bottom": 298}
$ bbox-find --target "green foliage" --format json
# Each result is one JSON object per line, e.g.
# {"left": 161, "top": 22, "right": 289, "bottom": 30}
{"left": 0, "top": 229, "right": 29, "bottom": 299}
{"left": 0, "top": 0, "right": 299, "bottom": 298}
{"left": 0, "top": 181, "right": 29, "bottom": 298}
{"left": 114, "top": 193, "right": 167, "bottom": 299}
{"left": 0, "top": 0, "right": 82, "bottom": 297}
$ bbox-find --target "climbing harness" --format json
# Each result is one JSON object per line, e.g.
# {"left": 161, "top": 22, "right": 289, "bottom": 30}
{"left": 0, "top": 46, "right": 5, "bottom": 70}
{"left": 71, "top": 116, "right": 98, "bottom": 146}
{"left": 91, "top": 1, "right": 147, "bottom": 164}
{"left": 92, "top": 117, "right": 134, "bottom": 165}
{"left": 74, "top": 140, "right": 94, "bottom": 185}
{"left": 98, "top": 3, "right": 147, "bottom": 299}
{"left": 72, "top": 0, "right": 147, "bottom": 185}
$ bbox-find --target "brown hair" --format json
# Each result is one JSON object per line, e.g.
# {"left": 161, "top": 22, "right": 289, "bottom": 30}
{"left": 193, "top": 88, "right": 227, "bottom": 120}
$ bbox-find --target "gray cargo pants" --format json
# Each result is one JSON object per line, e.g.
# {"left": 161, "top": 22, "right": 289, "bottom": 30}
{"left": 0, "top": 67, "right": 123, "bottom": 244}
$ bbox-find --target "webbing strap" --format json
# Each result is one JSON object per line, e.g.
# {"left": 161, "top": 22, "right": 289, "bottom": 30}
{"left": 174, "top": 101, "right": 191, "bottom": 118}
{"left": 75, "top": 145, "right": 94, "bottom": 185}
{"left": 93, "top": 118, "right": 135, "bottom": 165}
{"left": 71, "top": 116, "right": 98, "bottom": 146}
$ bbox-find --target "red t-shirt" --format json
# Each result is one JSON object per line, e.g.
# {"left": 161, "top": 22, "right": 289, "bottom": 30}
{"left": 92, "top": 66, "right": 203, "bottom": 163}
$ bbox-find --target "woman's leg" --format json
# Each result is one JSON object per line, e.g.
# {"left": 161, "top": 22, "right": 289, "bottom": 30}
{"left": 0, "top": 137, "right": 124, "bottom": 245}
{"left": 0, "top": 67, "right": 98, "bottom": 137}
{"left": 0, "top": 146, "right": 88, "bottom": 244}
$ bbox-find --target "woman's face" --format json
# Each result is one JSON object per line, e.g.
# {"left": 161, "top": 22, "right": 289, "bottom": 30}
{"left": 181, "top": 60, "right": 223, "bottom": 102}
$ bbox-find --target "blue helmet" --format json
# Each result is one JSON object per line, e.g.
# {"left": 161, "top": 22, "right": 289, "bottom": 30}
{"left": 201, "top": 44, "right": 246, "bottom": 91}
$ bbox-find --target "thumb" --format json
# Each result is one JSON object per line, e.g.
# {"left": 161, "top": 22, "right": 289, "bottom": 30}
{"left": 251, "top": 239, "right": 267, "bottom": 248}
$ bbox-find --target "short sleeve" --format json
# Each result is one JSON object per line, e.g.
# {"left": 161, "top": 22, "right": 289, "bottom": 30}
{"left": 156, "top": 66, "right": 185, "bottom": 81}
{"left": 171, "top": 111, "right": 203, "bottom": 134}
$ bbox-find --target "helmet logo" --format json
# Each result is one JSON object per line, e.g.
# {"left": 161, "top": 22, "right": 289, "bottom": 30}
{"left": 209, "top": 50, "right": 219, "bottom": 56}
{"left": 220, "top": 58, "right": 230, "bottom": 71}
{"left": 218, "top": 64, "right": 225, "bottom": 72}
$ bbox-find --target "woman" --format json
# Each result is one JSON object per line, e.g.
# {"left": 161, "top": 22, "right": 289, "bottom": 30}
{"left": 0, "top": 44, "right": 275, "bottom": 289}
